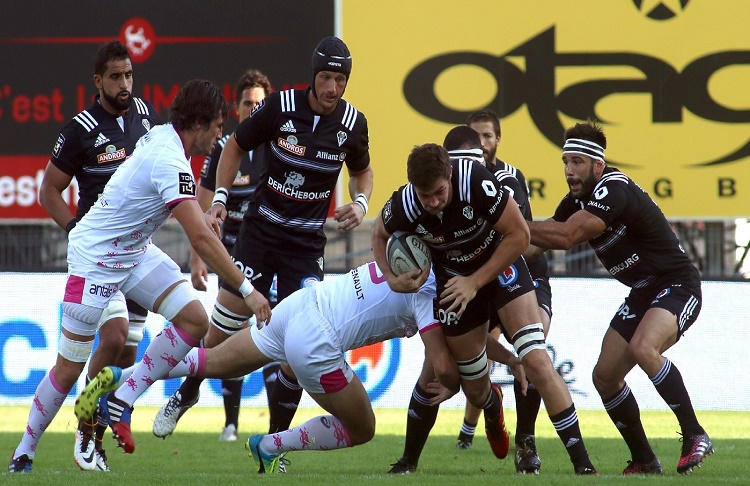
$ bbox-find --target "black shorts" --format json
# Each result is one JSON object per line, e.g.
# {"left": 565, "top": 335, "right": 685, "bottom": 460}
{"left": 609, "top": 283, "right": 702, "bottom": 343}
{"left": 220, "top": 239, "right": 324, "bottom": 302}
{"left": 492, "top": 275, "right": 552, "bottom": 332}
{"left": 125, "top": 299, "right": 148, "bottom": 318}
{"left": 437, "top": 257, "right": 535, "bottom": 337}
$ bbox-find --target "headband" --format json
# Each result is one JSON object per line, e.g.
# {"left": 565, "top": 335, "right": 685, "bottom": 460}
{"left": 563, "top": 138, "right": 605, "bottom": 162}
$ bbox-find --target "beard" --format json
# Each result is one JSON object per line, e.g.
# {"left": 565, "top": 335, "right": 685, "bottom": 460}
{"left": 103, "top": 90, "right": 131, "bottom": 112}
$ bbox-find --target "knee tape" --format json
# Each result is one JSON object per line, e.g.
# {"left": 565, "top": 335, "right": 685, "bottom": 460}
{"left": 457, "top": 347, "right": 489, "bottom": 381}
{"left": 96, "top": 294, "right": 128, "bottom": 329}
{"left": 210, "top": 302, "right": 249, "bottom": 335}
{"left": 58, "top": 334, "right": 94, "bottom": 363}
{"left": 157, "top": 281, "right": 198, "bottom": 321}
{"left": 511, "top": 323, "right": 546, "bottom": 359}
{"left": 126, "top": 319, "right": 146, "bottom": 346}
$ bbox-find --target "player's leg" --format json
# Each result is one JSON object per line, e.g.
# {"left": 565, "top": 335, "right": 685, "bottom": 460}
{"left": 389, "top": 354, "right": 440, "bottom": 473}
{"left": 631, "top": 287, "right": 710, "bottom": 474}
{"left": 266, "top": 255, "right": 323, "bottom": 433}
{"left": 456, "top": 326, "right": 501, "bottom": 450}
{"left": 499, "top": 290, "right": 595, "bottom": 474}
{"left": 12, "top": 272, "right": 106, "bottom": 473}
{"left": 512, "top": 280, "right": 551, "bottom": 474}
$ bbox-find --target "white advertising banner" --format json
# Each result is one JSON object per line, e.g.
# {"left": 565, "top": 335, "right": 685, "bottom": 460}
{"left": 0, "top": 273, "right": 746, "bottom": 411}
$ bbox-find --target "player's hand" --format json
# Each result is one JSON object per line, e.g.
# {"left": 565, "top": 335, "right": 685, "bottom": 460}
{"left": 244, "top": 291, "right": 271, "bottom": 327}
{"left": 439, "top": 275, "right": 477, "bottom": 317}
{"left": 190, "top": 255, "right": 208, "bottom": 291}
{"left": 387, "top": 265, "right": 429, "bottom": 293}
{"left": 507, "top": 356, "right": 528, "bottom": 396}
{"left": 333, "top": 202, "right": 364, "bottom": 232}
{"left": 425, "top": 378, "right": 459, "bottom": 406}
{"left": 208, "top": 202, "right": 228, "bottom": 225}
{"left": 203, "top": 212, "right": 222, "bottom": 239}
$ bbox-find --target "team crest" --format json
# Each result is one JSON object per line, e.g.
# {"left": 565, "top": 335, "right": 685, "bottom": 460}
{"left": 463, "top": 206, "right": 474, "bottom": 220}
{"left": 337, "top": 131, "right": 347, "bottom": 147}
{"left": 142, "top": 119, "right": 152, "bottom": 131}
{"left": 178, "top": 172, "right": 196, "bottom": 196}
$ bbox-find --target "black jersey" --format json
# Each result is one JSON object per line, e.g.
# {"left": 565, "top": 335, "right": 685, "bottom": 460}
{"left": 553, "top": 166, "right": 700, "bottom": 289}
{"left": 50, "top": 96, "right": 159, "bottom": 220}
{"left": 233, "top": 88, "right": 370, "bottom": 257}
{"left": 493, "top": 160, "right": 549, "bottom": 280}
{"left": 382, "top": 158, "right": 510, "bottom": 284}
{"left": 200, "top": 135, "right": 267, "bottom": 242}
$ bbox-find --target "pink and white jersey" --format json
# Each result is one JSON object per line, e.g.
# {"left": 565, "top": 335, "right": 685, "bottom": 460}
{"left": 315, "top": 261, "right": 439, "bottom": 351}
{"left": 68, "top": 124, "right": 197, "bottom": 269}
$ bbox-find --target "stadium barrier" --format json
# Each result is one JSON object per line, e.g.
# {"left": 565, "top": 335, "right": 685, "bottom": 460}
{"left": 0, "top": 273, "right": 746, "bottom": 411}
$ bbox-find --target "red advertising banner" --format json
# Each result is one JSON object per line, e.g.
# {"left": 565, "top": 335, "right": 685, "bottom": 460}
{"left": 0, "top": 0, "right": 335, "bottom": 219}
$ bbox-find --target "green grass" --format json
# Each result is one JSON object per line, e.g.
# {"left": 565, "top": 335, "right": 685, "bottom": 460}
{"left": 1, "top": 406, "right": 748, "bottom": 484}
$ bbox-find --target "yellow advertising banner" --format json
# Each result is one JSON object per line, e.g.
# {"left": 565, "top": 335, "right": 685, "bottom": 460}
{"left": 342, "top": 0, "right": 749, "bottom": 219}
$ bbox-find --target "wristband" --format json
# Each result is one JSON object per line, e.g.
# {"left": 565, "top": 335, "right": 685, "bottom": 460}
{"left": 65, "top": 218, "right": 77, "bottom": 234}
{"left": 212, "top": 187, "right": 229, "bottom": 206}
{"left": 238, "top": 279, "right": 254, "bottom": 298}
{"left": 354, "top": 193, "right": 369, "bottom": 216}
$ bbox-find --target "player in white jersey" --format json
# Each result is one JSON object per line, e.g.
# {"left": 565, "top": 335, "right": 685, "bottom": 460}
{"left": 99, "top": 261, "right": 524, "bottom": 473}
{"left": 26, "top": 80, "right": 272, "bottom": 466}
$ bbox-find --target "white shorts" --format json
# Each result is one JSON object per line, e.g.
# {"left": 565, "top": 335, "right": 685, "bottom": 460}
{"left": 250, "top": 287, "right": 353, "bottom": 394}
{"left": 64, "top": 244, "right": 184, "bottom": 332}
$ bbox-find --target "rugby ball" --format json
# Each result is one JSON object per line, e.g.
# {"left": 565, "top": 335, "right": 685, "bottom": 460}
{"left": 386, "top": 231, "right": 431, "bottom": 276}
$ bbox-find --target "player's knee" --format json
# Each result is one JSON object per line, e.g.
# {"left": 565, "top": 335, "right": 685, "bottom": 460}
{"left": 349, "top": 414, "right": 376, "bottom": 445}
{"left": 98, "top": 318, "right": 129, "bottom": 349}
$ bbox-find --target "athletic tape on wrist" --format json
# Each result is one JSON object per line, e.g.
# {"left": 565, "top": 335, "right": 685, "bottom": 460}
{"left": 212, "top": 187, "right": 229, "bottom": 206}
{"left": 354, "top": 193, "right": 369, "bottom": 215}
{"left": 238, "top": 279, "right": 254, "bottom": 298}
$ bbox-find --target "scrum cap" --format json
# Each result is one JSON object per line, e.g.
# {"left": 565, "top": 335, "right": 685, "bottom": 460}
{"left": 311, "top": 36, "right": 352, "bottom": 81}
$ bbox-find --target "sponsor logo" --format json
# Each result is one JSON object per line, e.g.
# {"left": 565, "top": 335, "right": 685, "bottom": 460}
{"left": 178, "top": 172, "right": 195, "bottom": 196}
{"left": 652, "top": 287, "right": 671, "bottom": 303}
{"left": 277, "top": 137, "right": 306, "bottom": 156}
{"left": 454, "top": 224, "right": 477, "bottom": 238}
{"left": 436, "top": 307, "right": 460, "bottom": 326}
{"left": 89, "top": 283, "right": 116, "bottom": 298}
{"left": 617, "top": 302, "right": 636, "bottom": 319}
{"left": 588, "top": 200, "right": 610, "bottom": 212}
{"left": 337, "top": 131, "right": 348, "bottom": 147}
{"left": 594, "top": 186, "right": 609, "bottom": 200}
{"left": 280, "top": 120, "right": 296, "bottom": 133}
{"left": 498, "top": 265, "right": 519, "bottom": 287}
{"left": 96, "top": 145, "right": 126, "bottom": 164}
{"left": 316, "top": 150, "right": 346, "bottom": 162}
{"left": 94, "top": 132, "right": 110, "bottom": 148}
{"left": 449, "top": 233, "right": 495, "bottom": 263}
{"left": 267, "top": 173, "right": 331, "bottom": 201}
{"left": 53, "top": 134, "right": 65, "bottom": 156}
{"left": 284, "top": 171, "right": 304, "bottom": 188}
{"left": 608, "top": 253, "right": 640, "bottom": 276}
{"left": 481, "top": 180, "right": 497, "bottom": 197}
{"left": 121, "top": 17, "right": 155, "bottom": 63}
{"left": 234, "top": 174, "right": 250, "bottom": 185}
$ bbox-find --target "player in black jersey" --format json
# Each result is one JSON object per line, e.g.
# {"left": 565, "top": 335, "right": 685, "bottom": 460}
{"left": 527, "top": 120, "right": 712, "bottom": 475}
{"left": 458, "top": 110, "right": 551, "bottom": 474}
{"left": 156, "top": 37, "right": 373, "bottom": 445}
{"left": 182, "top": 69, "right": 272, "bottom": 443}
{"left": 375, "top": 136, "right": 596, "bottom": 475}
{"left": 10, "top": 41, "right": 159, "bottom": 474}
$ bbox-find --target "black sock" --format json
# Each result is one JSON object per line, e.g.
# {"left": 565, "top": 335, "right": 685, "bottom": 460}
{"left": 401, "top": 383, "right": 439, "bottom": 466}
{"left": 268, "top": 368, "right": 303, "bottom": 433}
{"left": 222, "top": 379, "right": 243, "bottom": 428}
{"left": 650, "top": 359, "right": 703, "bottom": 436}
{"left": 481, "top": 385, "right": 502, "bottom": 432}
{"left": 262, "top": 362, "right": 281, "bottom": 404}
{"left": 178, "top": 376, "right": 203, "bottom": 403}
{"left": 602, "top": 384, "right": 654, "bottom": 463}
{"left": 514, "top": 379, "right": 541, "bottom": 440}
{"left": 549, "top": 404, "right": 592, "bottom": 468}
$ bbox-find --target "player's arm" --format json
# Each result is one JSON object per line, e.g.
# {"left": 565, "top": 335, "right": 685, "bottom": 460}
{"left": 527, "top": 210, "right": 606, "bottom": 250}
{"left": 172, "top": 199, "right": 271, "bottom": 323}
{"left": 371, "top": 214, "right": 425, "bottom": 293}
{"left": 420, "top": 325, "right": 460, "bottom": 404}
{"left": 334, "top": 164, "right": 374, "bottom": 231}
{"left": 189, "top": 183, "right": 214, "bottom": 291}
{"left": 209, "top": 134, "right": 244, "bottom": 221}
{"left": 38, "top": 161, "right": 77, "bottom": 232}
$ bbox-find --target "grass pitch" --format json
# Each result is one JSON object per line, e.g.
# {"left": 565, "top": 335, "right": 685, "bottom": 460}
{"left": 1, "top": 406, "right": 747, "bottom": 484}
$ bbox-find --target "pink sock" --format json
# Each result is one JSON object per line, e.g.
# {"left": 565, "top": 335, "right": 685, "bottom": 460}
{"left": 259, "top": 415, "right": 352, "bottom": 453}
{"left": 116, "top": 323, "right": 199, "bottom": 405}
